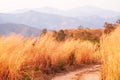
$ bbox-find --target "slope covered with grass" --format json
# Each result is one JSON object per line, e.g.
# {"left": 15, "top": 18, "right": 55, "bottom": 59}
{"left": 0, "top": 31, "right": 101, "bottom": 79}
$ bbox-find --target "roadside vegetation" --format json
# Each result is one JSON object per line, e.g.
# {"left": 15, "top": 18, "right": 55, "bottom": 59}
{"left": 101, "top": 23, "right": 120, "bottom": 80}
{"left": 0, "top": 20, "right": 120, "bottom": 80}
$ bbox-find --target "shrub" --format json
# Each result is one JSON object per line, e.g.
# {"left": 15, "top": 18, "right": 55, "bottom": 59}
{"left": 56, "top": 30, "right": 66, "bottom": 41}
{"left": 104, "top": 22, "right": 115, "bottom": 34}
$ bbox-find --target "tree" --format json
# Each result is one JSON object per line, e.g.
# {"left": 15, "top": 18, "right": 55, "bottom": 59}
{"left": 40, "top": 28, "right": 47, "bottom": 37}
{"left": 104, "top": 22, "right": 115, "bottom": 34}
{"left": 56, "top": 30, "right": 66, "bottom": 41}
{"left": 42, "top": 28, "right": 47, "bottom": 34}
{"left": 116, "top": 19, "right": 120, "bottom": 24}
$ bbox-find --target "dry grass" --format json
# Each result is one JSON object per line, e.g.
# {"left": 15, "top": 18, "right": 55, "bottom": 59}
{"left": 101, "top": 27, "right": 120, "bottom": 80}
{"left": 0, "top": 32, "right": 99, "bottom": 79}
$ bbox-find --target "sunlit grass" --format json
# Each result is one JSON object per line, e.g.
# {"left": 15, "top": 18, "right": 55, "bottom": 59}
{"left": 0, "top": 32, "right": 99, "bottom": 79}
{"left": 101, "top": 27, "right": 120, "bottom": 80}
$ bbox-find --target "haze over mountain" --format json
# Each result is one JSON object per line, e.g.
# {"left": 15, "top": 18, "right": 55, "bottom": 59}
{"left": 0, "top": 23, "right": 41, "bottom": 37}
{"left": 67, "top": 6, "right": 120, "bottom": 17}
{"left": 0, "top": 11, "right": 82, "bottom": 30}
{"left": 13, "top": 6, "right": 120, "bottom": 17}
{"left": 0, "top": 6, "right": 120, "bottom": 30}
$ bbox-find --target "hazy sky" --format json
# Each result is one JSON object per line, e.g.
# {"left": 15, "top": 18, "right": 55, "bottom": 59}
{"left": 0, "top": 0, "right": 120, "bottom": 13}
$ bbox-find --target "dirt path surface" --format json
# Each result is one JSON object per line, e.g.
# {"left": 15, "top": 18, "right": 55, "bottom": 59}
{"left": 52, "top": 65, "right": 101, "bottom": 80}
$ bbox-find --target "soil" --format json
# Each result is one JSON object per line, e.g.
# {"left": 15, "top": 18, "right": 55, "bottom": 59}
{"left": 52, "top": 65, "right": 101, "bottom": 80}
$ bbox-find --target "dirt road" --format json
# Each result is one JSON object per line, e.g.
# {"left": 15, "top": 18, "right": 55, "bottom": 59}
{"left": 52, "top": 65, "right": 101, "bottom": 80}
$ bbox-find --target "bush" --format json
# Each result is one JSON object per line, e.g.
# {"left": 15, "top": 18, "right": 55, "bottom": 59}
{"left": 56, "top": 30, "right": 66, "bottom": 41}
{"left": 104, "top": 22, "right": 115, "bottom": 34}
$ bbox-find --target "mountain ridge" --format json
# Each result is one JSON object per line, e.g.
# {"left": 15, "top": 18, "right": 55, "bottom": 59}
{"left": 0, "top": 6, "right": 119, "bottom": 30}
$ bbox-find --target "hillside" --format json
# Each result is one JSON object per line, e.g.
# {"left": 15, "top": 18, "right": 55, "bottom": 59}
{"left": 0, "top": 23, "right": 41, "bottom": 36}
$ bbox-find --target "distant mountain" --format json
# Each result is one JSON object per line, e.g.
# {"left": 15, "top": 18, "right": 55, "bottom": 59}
{"left": 13, "top": 7, "right": 65, "bottom": 15}
{"left": 0, "top": 6, "right": 120, "bottom": 29}
{"left": 0, "top": 11, "right": 83, "bottom": 29}
{"left": 34, "top": 7, "right": 65, "bottom": 15}
{"left": 13, "top": 6, "right": 120, "bottom": 18}
{"left": 66, "top": 6, "right": 120, "bottom": 18}
{"left": 0, "top": 23, "right": 41, "bottom": 36}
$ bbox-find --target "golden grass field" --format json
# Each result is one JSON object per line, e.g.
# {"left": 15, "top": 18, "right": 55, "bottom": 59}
{"left": 0, "top": 31, "right": 101, "bottom": 80}
{"left": 0, "top": 25, "right": 120, "bottom": 80}
{"left": 101, "top": 26, "right": 120, "bottom": 80}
